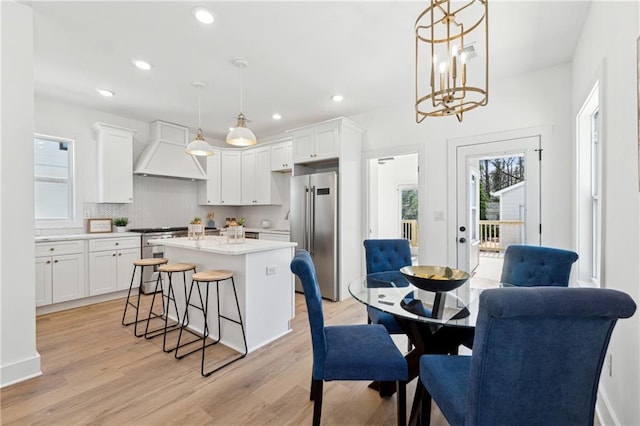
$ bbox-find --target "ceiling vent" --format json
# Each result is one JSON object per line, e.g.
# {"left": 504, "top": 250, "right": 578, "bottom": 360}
{"left": 462, "top": 43, "right": 478, "bottom": 60}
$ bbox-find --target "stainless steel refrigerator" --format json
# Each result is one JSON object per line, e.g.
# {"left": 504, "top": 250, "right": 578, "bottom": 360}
{"left": 290, "top": 171, "right": 338, "bottom": 301}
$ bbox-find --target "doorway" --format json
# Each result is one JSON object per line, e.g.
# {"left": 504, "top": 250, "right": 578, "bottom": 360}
{"left": 450, "top": 135, "right": 542, "bottom": 289}
{"left": 367, "top": 153, "right": 419, "bottom": 261}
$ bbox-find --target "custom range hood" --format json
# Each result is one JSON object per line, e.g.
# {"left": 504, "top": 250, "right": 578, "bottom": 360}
{"left": 134, "top": 120, "right": 207, "bottom": 180}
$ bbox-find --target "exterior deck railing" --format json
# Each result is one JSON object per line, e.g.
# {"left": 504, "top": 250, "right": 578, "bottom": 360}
{"left": 479, "top": 220, "right": 525, "bottom": 252}
{"left": 401, "top": 219, "right": 419, "bottom": 247}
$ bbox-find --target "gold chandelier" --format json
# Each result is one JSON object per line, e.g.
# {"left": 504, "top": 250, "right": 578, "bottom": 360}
{"left": 415, "top": 0, "right": 488, "bottom": 123}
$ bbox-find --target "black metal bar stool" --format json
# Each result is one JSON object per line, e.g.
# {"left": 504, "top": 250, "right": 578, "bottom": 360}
{"left": 122, "top": 257, "right": 169, "bottom": 337}
{"left": 174, "top": 269, "right": 248, "bottom": 377}
{"left": 144, "top": 262, "right": 197, "bottom": 353}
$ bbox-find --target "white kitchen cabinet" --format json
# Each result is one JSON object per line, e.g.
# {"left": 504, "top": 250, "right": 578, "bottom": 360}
{"left": 291, "top": 121, "right": 339, "bottom": 164}
{"left": 220, "top": 151, "right": 242, "bottom": 205}
{"left": 288, "top": 117, "right": 365, "bottom": 301}
{"left": 270, "top": 140, "right": 293, "bottom": 172}
{"left": 198, "top": 149, "right": 222, "bottom": 205}
{"left": 242, "top": 147, "right": 271, "bottom": 204}
{"left": 35, "top": 240, "right": 86, "bottom": 307}
{"left": 93, "top": 122, "right": 136, "bottom": 203}
{"left": 259, "top": 232, "right": 290, "bottom": 242}
{"left": 89, "top": 237, "right": 140, "bottom": 296}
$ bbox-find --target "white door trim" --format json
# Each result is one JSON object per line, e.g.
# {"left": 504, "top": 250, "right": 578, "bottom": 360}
{"left": 446, "top": 126, "right": 551, "bottom": 268}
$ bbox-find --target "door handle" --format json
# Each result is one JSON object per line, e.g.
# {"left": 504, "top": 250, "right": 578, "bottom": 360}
{"left": 459, "top": 237, "right": 467, "bottom": 243}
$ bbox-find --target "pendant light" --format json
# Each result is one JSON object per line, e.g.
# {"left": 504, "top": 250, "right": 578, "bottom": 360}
{"left": 415, "top": 0, "right": 488, "bottom": 122}
{"left": 226, "top": 59, "right": 257, "bottom": 147}
{"left": 186, "top": 81, "right": 214, "bottom": 156}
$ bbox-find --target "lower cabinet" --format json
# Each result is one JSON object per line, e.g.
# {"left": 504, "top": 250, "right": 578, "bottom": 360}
{"left": 89, "top": 237, "right": 140, "bottom": 296}
{"left": 259, "top": 232, "right": 290, "bottom": 242}
{"left": 35, "top": 252, "right": 85, "bottom": 307}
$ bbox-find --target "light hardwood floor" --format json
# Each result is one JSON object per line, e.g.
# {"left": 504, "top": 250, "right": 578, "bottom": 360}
{"left": 1, "top": 293, "right": 447, "bottom": 425}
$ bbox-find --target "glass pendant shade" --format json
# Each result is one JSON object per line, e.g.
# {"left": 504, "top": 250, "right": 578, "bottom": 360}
{"left": 226, "top": 113, "right": 257, "bottom": 147}
{"left": 186, "top": 128, "right": 214, "bottom": 156}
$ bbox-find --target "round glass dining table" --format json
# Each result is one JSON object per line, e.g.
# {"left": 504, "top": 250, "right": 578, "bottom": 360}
{"left": 349, "top": 270, "right": 482, "bottom": 330}
{"left": 349, "top": 270, "right": 482, "bottom": 389}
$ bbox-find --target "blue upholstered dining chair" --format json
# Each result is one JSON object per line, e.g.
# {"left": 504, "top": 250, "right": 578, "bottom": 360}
{"left": 290, "top": 249, "right": 408, "bottom": 426}
{"left": 415, "top": 286, "right": 636, "bottom": 426}
{"left": 363, "top": 239, "right": 412, "bottom": 336}
{"left": 500, "top": 244, "right": 579, "bottom": 287}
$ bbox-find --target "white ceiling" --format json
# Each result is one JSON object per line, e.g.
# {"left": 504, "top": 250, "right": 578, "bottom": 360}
{"left": 32, "top": 1, "right": 591, "bottom": 142}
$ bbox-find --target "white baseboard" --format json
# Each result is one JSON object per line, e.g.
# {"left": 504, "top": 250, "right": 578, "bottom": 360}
{"left": 0, "top": 353, "right": 42, "bottom": 388}
{"left": 36, "top": 290, "right": 128, "bottom": 316}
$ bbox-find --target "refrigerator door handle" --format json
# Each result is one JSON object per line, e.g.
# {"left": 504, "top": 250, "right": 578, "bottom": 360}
{"left": 310, "top": 185, "right": 316, "bottom": 254}
{"left": 304, "top": 185, "right": 310, "bottom": 251}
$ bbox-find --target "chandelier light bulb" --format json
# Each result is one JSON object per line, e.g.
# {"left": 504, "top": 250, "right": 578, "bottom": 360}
{"left": 192, "top": 7, "right": 214, "bottom": 24}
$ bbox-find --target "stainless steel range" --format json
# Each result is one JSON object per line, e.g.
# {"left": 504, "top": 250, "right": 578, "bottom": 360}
{"left": 130, "top": 227, "right": 219, "bottom": 293}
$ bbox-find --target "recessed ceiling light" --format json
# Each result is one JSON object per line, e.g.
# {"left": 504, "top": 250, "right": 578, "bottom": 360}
{"left": 331, "top": 94, "right": 344, "bottom": 102}
{"left": 132, "top": 59, "right": 152, "bottom": 70}
{"left": 96, "top": 88, "right": 115, "bottom": 97}
{"left": 272, "top": 113, "right": 282, "bottom": 120}
{"left": 192, "top": 7, "right": 214, "bottom": 24}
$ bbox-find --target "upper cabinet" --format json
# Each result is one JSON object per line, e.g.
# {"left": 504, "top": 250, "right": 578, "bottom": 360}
{"left": 199, "top": 150, "right": 242, "bottom": 206}
{"left": 220, "top": 151, "right": 242, "bottom": 205}
{"left": 291, "top": 121, "right": 339, "bottom": 164}
{"left": 242, "top": 147, "right": 272, "bottom": 204}
{"left": 93, "top": 122, "right": 136, "bottom": 203}
{"left": 199, "top": 145, "right": 284, "bottom": 206}
{"left": 198, "top": 149, "right": 221, "bottom": 205}
{"left": 270, "top": 139, "right": 293, "bottom": 172}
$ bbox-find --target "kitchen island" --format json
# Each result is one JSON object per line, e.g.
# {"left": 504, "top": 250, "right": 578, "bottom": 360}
{"left": 148, "top": 236, "right": 297, "bottom": 353}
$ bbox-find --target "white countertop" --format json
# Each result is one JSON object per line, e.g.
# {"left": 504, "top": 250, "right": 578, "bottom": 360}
{"left": 36, "top": 232, "right": 141, "bottom": 242}
{"left": 149, "top": 236, "right": 296, "bottom": 255}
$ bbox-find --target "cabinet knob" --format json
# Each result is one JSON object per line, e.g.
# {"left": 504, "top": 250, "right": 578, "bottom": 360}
{"left": 112, "top": 253, "right": 116, "bottom": 257}
{"left": 50, "top": 247, "right": 55, "bottom": 251}
{"left": 54, "top": 260, "right": 58, "bottom": 263}
{"left": 118, "top": 253, "right": 122, "bottom": 256}
{"left": 115, "top": 242, "right": 119, "bottom": 246}
{"left": 46, "top": 260, "right": 51, "bottom": 264}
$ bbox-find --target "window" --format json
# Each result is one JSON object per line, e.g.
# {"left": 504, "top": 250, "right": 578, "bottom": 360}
{"left": 576, "top": 83, "right": 601, "bottom": 287}
{"left": 590, "top": 110, "right": 600, "bottom": 281}
{"left": 34, "top": 134, "right": 76, "bottom": 225}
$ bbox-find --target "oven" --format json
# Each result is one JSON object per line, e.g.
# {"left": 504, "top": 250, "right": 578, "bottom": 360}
{"left": 130, "top": 227, "right": 219, "bottom": 293}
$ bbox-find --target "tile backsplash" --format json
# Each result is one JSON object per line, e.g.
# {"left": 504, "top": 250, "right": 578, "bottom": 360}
{"left": 37, "top": 174, "right": 290, "bottom": 235}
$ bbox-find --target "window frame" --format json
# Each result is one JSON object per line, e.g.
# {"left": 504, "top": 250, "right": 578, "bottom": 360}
{"left": 576, "top": 82, "right": 602, "bottom": 288}
{"left": 34, "top": 133, "right": 80, "bottom": 229}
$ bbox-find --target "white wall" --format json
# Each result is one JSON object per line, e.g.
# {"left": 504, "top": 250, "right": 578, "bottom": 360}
{"left": 351, "top": 63, "right": 573, "bottom": 266}
{"left": 571, "top": 2, "right": 640, "bottom": 424}
{"left": 0, "top": 1, "right": 41, "bottom": 387}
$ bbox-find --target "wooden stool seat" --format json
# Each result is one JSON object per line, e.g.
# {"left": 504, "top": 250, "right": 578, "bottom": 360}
{"left": 193, "top": 270, "right": 233, "bottom": 282}
{"left": 159, "top": 263, "right": 197, "bottom": 273}
{"left": 133, "top": 258, "right": 169, "bottom": 267}
{"left": 123, "top": 258, "right": 170, "bottom": 337}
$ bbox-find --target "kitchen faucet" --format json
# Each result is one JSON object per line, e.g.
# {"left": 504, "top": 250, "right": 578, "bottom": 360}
{"left": 285, "top": 209, "right": 290, "bottom": 220}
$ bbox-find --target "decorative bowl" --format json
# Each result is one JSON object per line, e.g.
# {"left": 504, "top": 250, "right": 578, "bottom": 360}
{"left": 399, "top": 265, "right": 470, "bottom": 292}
